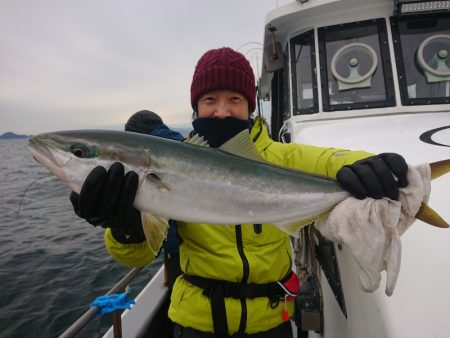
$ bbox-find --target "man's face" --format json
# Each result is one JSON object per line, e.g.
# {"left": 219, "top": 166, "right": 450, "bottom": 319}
{"left": 197, "top": 90, "right": 249, "bottom": 120}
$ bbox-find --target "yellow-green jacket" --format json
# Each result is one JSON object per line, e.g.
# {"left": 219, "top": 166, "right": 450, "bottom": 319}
{"left": 104, "top": 117, "right": 372, "bottom": 334}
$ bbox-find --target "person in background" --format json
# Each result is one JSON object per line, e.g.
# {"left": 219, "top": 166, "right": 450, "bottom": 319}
{"left": 125, "top": 109, "right": 185, "bottom": 144}
{"left": 70, "top": 48, "right": 408, "bottom": 337}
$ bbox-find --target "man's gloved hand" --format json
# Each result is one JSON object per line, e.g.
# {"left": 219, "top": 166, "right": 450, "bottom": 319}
{"left": 70, "top": 162, "right": 145, "bottom": 243}
{"left": 336, "top": 153, "right": 408, "bottom": 200}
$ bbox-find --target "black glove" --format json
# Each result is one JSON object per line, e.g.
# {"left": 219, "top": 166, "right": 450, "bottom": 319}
{"left": 336, "top": 153, "right": 408, "bottom": 200}
{"left": 70, "top": 162, "right": 145, "bottom": 243}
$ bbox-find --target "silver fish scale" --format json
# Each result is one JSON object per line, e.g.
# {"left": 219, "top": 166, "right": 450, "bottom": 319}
{"left": 135, "top": 139, "right": 348, "bottom": 226}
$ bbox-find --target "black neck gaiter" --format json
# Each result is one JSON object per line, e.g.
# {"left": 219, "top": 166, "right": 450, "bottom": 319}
{"left": 192, "top": 117, "right": 251, "bottom": 148}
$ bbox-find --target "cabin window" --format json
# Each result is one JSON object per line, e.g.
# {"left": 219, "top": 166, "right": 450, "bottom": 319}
{"left": 318, "top": 19, "right": 395, "bottom": 111}
{"left": 391, "top": 14, "right": 450, "bottom": 105}
{"left": 290, "top": 29, "right": 318, "bottom": 115}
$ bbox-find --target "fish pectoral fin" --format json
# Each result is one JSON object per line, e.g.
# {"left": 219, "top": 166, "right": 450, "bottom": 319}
{"left": 416, "top": 202, "right": 449, "bottom": 228}
{"left": 218, "top": 130, "right": 268, "bottom": 163}
{"left": 141, "top": 213, "right": 169, "bottom": 256}
{"left": 430, "top": 159, "right": 450, "bottom": 180}
{"left": 146, "top": 172, "right": 171, "bottom": 192}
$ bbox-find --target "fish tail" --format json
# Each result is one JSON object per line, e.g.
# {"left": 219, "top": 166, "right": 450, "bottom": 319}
{"left": 430, "top": 159, "right": 450, "bottom": 180}
{"left": 416, "top": 202, "right": 449, "bottom": 228}
{"left": 141, "top": 213, "right": 169, "bottom": 256}
{"left": 415, "top": 159, "right": 450, "bottom": 228}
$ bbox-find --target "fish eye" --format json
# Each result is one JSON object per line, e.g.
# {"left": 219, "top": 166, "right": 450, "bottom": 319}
{"left": 69, "top": 143, "right": 98, "bottom": 158}
{"left": 73, "top": 148, "right": 85, "bottom": 157}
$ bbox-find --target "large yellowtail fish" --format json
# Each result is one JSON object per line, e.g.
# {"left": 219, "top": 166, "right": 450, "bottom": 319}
{"left": 28, "top": 129, "right": 450, "bottom": 255}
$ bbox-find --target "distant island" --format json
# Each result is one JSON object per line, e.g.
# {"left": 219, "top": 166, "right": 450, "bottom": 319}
{"left": 0, "top": 132, "right": 31, "bottom": 139}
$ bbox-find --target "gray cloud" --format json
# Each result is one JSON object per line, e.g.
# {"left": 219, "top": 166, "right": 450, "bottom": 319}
{"left": 0, "top": 0, "right": 287, "bottom": 134}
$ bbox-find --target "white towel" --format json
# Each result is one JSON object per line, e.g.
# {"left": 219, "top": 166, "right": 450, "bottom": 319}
{"left": 315, "top": 164, "right": 431, "bottom": 296}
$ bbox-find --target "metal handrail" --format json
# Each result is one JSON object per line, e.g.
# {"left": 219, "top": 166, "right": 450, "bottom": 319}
{"left": 58, "top": 267, "right": 143, "bottom": 338}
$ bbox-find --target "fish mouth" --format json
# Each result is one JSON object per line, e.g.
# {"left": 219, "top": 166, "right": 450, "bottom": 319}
{"left": 28, "top": 136, "right": 72, "bottom": 167}
{"left": 28, "top": 138, "right": 47, "bottom": 163}
{"left": 27, "top": 136, "right": 72, "bottom": 186}
{"left": 28, "top": 138, "right": 52, "bottom": 165}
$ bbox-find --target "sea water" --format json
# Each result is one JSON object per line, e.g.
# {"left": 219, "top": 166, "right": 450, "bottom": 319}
{"left": 0, "top": 139, "right": 162, "bottom": 337}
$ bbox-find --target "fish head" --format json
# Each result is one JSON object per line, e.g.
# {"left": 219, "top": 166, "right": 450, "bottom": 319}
{"left": 28, "top": 130, "right": 150, "bottom": 194}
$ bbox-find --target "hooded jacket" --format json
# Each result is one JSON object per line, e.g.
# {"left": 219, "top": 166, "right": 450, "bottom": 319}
{"left": 104, "top": 117, "right": 372, "bottom": 334}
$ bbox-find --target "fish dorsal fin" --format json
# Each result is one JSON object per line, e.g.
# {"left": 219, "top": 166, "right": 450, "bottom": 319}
{"left": 219, "top": 129, "right": 267, "bottom": 163}
{"left": 183, "top": 134, "right": 209, "bottom": 147}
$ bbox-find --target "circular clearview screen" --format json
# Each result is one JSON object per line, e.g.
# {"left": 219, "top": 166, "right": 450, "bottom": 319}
{"left": 331, "top": 43, "right": 378, "bottom": 88}
{"left": 417, "top": 34, "right": 450, "bottom": 78}
{"left": 331, "top": 43, "right": 378, "bottom": 90}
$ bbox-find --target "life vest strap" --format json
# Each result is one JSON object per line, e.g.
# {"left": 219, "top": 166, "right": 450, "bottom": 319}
{"left": 182, "top": 272, "right": 296, "bottom": 337}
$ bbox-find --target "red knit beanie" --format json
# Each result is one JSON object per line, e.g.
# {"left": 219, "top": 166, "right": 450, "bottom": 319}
{"left": 190, "top": 47, "right": 256, "bottom": 112}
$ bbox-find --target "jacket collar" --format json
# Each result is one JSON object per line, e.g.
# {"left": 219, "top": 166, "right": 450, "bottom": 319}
{"left": 250, "top": 116, "right": 273, "bottom": 152}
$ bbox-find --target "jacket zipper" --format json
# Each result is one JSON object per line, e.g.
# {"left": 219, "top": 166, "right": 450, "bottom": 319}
{"left": 235, "top": 224, "right": 249, "bottom": 333}
{"left": 253, "top": 223, "right": 262, "bottom": 234}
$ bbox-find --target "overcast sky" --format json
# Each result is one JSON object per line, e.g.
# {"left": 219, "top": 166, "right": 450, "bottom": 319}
{"left": 0, "top": 0, "right": 292, "bottom": 135}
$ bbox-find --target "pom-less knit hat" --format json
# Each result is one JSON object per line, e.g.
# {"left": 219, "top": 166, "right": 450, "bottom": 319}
{"left": 125, "top": 110, "right": 163, "bottom": 134}
{"left": 190, "top": 47, "right": 256, "bottom": 112}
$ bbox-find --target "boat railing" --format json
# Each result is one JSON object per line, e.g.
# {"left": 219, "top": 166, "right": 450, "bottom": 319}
{"left": 58, "top": 267, "right": 143, "bottom": 338}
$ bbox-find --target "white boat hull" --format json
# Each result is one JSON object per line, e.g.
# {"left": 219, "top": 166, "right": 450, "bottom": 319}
{"left": 297, "top": 113, "right": 450, "bottom": 338}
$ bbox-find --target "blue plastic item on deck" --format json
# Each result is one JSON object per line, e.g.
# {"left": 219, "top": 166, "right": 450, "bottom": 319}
{"left": 90, "top": 289, "right": 135, "bottom": 315}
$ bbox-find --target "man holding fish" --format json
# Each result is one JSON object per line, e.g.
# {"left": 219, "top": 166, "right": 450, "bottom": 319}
{"left": 69, "top": 47, "right": 409, "bottom": 337}
{"left": 30, "top": 47, "right": 412, "bottom": 337}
